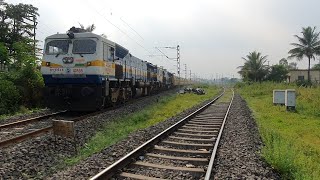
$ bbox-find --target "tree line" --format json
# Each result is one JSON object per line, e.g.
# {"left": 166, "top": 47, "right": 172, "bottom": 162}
{"left": 238, "top": 26, "right": 320, "bottom": 84}
{"left": 0, "top": 0, "right": 42, "bottom": 115}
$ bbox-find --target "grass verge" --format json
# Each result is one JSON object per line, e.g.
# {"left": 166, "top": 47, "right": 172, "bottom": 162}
{"left": 64, "top": 86, "right": 220, "bottom": 166}
{"left": 236, "top": 82, "right": 320, "bottom": 179}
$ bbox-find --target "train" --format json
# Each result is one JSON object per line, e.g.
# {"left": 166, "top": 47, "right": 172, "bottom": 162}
{"left": 41, "top": 27, "right": 191, "bottom": 111}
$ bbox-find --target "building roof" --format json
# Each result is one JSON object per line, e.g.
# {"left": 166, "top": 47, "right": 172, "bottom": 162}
{"left": 289, "top": 69, "right": 320, "bottom": 72}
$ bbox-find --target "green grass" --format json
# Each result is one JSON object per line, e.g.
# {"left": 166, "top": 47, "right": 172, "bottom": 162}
{"left": 236, "top": 82, "right": 320, "bottom": 179}
{"left": 64, "top": 86, "right": 220, "bottom": 166}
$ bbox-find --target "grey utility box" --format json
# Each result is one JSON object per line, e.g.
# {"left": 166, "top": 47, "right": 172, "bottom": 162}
{"left": 285, "top": 89, "right": 296, "bottom": 110}
{"left": 273, "top": 90, "right": 286, "bottom": 105}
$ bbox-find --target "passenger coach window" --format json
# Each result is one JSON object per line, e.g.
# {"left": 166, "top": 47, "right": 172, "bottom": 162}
{"left": 45, "top": 40, "right": 69, "bottom": 54}
{"left": 73, "top": 39, "right": 96, "bottom": 54}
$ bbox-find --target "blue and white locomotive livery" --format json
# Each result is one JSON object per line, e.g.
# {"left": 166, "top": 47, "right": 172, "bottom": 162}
{"left": 41, "top": 28, "right": 187, "bottom": 111}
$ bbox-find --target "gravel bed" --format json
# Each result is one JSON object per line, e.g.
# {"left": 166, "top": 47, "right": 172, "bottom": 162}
{"left": 47, "top": 93, "right": 219, "bottom": 179}
{"left": 0, "top": 111, "right": 91, "bottom": 142}
{"left": 0, "top": 109, "right": 55, "bottom": 125}
{"left": 0, "top": 90, "right": 214, "bottom": 179}
{"left": 0, "top": 119, "right": 52, "bottom": 141}
{"left": 212, "top": 94, "right": 280, "bottom": 179}
{"left": 124, "top": 166, "right": 198, "bottom": 179}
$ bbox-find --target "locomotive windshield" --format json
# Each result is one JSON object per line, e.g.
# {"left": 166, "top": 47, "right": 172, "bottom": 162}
{"left": 72, "top": 39, "right": 96, "bottom": 54}
{"left": 45, "top": 40, "right": 69, "bottom": 54}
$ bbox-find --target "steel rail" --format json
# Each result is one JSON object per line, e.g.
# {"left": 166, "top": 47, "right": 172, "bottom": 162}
{"left": 0, "top": 126, "right": 53, "bottom": 147}
{"left": 90, "top": 89, "right": 225, "bottom": 180}
{"left": 0, "top": 110, "right": 67, "bottom": 129}
{"left": 0, "top": 88, "right": 185, "bottom": 148}
{"left": 204, "top": 89, "right": 234, "bottom": 180}
{"left": 0, "top": 110, "right": 100, "bottom": 148}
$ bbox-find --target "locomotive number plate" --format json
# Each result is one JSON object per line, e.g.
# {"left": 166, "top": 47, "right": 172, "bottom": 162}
{"left": 49, "top": 67, "right": 85, "bottom": 74}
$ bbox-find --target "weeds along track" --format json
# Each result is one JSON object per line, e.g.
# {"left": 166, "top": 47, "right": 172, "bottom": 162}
{"left": 91, "top": 89, "right": 234, "bottom": 180}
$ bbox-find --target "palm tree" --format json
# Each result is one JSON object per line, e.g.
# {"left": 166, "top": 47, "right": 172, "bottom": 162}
{"left": 288, "top": 26, "right": 320, "bottom": 83}
{"left": 238, "top": 51, "right": 268, "bottom": 82}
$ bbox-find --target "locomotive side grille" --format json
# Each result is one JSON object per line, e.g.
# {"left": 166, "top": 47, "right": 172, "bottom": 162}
{"left": 115, "top": 64, "right": 123, "bottom": 79}
{"left": 147, "top": 72, "right": 151, "bottom": 79}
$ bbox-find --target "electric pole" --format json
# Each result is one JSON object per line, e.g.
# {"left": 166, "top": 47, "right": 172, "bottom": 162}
{"left": 155, "top": 45, "right": 181, "bottom": 90}
{"left": 184, "top": 64, "right": 187, "bottom": 79}
{"left": 177, "top": 45, "right": 180, "bottom": 90}
{"left": 33, "top": 15, "right": 38, "bottom": 59}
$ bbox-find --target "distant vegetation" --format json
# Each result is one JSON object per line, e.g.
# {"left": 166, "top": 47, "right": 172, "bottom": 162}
{"left": 0, "top": 1, "right": 44, "bottom": 115}
{"left": 288, "top": 26, "right": 320, "bottom": 83}
{"left": 236, "top": 82, "right": 320, "bottom": 179}
{"left": 238, "top": 26, "right": 320, "bottom": 86}
{"left": 238, "top": 51, "right": 289, "bottom": 83}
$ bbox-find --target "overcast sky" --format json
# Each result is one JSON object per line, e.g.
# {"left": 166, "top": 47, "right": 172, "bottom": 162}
{"left": 7, "top": 0, "right": 320, "bottom": 79}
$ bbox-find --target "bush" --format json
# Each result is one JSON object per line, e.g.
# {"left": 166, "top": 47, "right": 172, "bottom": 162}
{"left": 0, "top": 79, "right": 21, "bottom": 114}
{"left": 0, "top": 65, "right": 45, "bottom": 115}
{"left": 295, "top": 80, "right": 313, "bottom": 87}
{"left": 14, "top": 66, "right": 45, "bottom": 107}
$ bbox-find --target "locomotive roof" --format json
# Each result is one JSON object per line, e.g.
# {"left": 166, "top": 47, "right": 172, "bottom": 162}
{"left": 46, "top": 32, "right": 97, "bottom": 38}
{"left": 45, "top": 32, "right": 114, "bottom": 44}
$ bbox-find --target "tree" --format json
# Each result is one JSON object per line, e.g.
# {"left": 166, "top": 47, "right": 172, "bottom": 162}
{"left": 279, "top": 58, "right": 288, "bottom": 67}
{"left": 267, "top": 64, "right": 289, "bottom": 82}
{"left": 0, "top": 42, "right": 8, "bottom": 64}
{"left": 238, "top": 51, "right": 269, "bottom": 82}
{"left": 288, "top": 62, "right": 298, "bottom": 70}
{"left": 288, "top": 26, "right": 320, "bottom": 83}
{"left": 312, "top": 63, "right": 320, "bottom": 70}
{"left": 0, "top": 1, "right": 38, "bottom": 67}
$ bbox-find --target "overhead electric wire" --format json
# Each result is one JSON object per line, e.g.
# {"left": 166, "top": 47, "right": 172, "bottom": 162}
{"left": 120, "top": 17, "right": 144, "bottom": 41}
{"left": 82, "top": 0, "right": 153, "bottom": 55}
{"left": 156, "top": 47, "right": 176, "bottom": 61}
{"left": 38, "top": 21, "right": 56, "bottom": 34}
{"left": 80, "top": 0, "right": 174, "bottom": 71}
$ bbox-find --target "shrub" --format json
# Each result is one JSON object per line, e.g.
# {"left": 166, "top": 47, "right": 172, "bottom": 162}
{"left": 14, "top": 66, "right": 45, "bottom": 107}
{"left": 0, "top": 65, "right": 45, "bottom": 114}
{"left": 0, "top": 79, "right": 21, "bottom": 114}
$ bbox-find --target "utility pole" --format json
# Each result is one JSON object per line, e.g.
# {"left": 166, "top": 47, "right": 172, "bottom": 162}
{"left": 177, "top": 45, "right": 180, "bottom": 90}
{"left": 155, "top": 45, "right": 180, "bottom": 90}
{"left": 189, "top": 70, "right": 191, "bottom": 80}
{"left": 184, "top": 64, "right": 187, "bottom": 79}
{"left": 33, "top": 15, "right": 38, "bottom": 59}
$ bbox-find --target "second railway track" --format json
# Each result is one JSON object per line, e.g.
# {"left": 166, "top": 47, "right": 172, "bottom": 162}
{"left": 0, "top": 91, "right": 172, "bottom": 148}
{"left": 0, "top": 110, "right": 96, "bottom": 148}
{"left": 91, "top": 89, "right": 234, "bottom": 180}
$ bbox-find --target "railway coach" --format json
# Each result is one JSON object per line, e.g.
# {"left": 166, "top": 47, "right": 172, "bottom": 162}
{"left": 41, "top": 28, "right": 182, "bottom": 111}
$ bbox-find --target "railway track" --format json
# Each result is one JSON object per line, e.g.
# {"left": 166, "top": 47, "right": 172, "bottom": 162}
{"left": 0, "top": 90, "right": 173, "bottom": 148}
{"left": 0, "top": 110, "right": 96, "bottom": 148}
{"left": 90, "top": 89, "right": 234, "bottom": 180}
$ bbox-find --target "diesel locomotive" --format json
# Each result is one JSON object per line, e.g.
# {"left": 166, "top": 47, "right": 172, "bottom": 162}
{"left": 41, "top": 28, "right": 190, "bottom": 111}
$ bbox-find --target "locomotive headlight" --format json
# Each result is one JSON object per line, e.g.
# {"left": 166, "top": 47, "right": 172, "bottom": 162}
{"left": 87, "top": 62, "right": 91, "bottom": 66}
{"left": 46, "top": 62, "right": 50, "bottom": 66}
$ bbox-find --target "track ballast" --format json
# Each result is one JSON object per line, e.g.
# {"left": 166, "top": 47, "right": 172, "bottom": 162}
{"left": 91, "top": 89, "right": 234, "bottom": 179}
